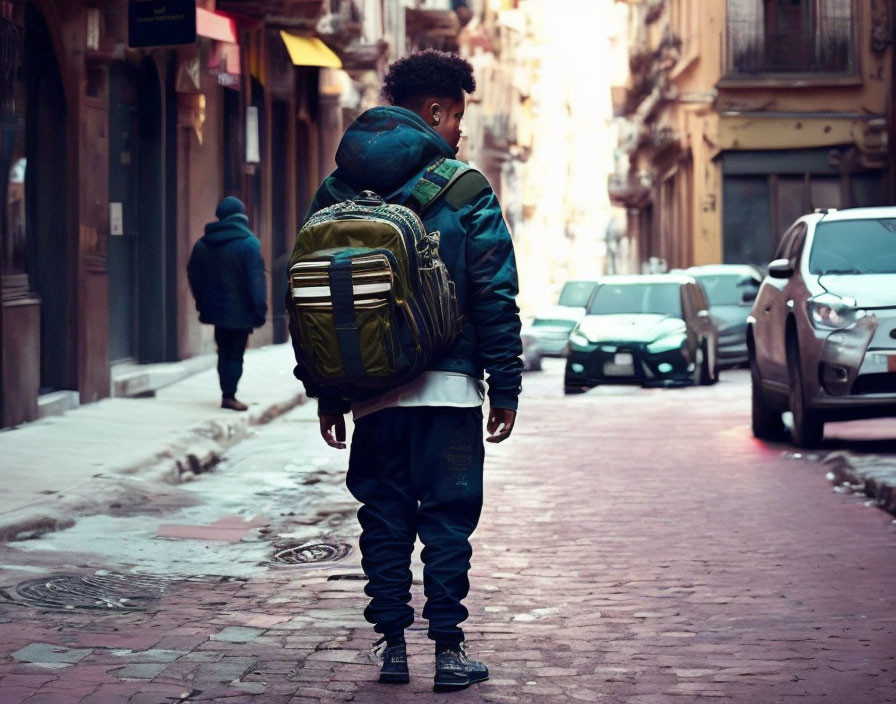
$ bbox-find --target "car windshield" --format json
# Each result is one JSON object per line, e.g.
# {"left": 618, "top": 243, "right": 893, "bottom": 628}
{"left": 587, "top": 282, "right": 682, "bottom": 317}
{"left": 809, "top": 218, "right": 896, "bottom": 274}
{"left": 558, "top": 281, "right": 597, "bottom": 307}
{"left": 692, "top": 274, "right": 757, "bottom": 306}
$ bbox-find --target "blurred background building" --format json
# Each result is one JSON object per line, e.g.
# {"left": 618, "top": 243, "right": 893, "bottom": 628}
{"left": 0, "top": 0, "right": 893, "bottom": 427}
{"left": 610, "top": 0, "right": 893, "bottom": 272}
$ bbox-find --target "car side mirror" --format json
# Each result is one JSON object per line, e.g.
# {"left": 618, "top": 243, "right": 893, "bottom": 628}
{"left": 768, "top": 258, "right": 794, "bottom": 279}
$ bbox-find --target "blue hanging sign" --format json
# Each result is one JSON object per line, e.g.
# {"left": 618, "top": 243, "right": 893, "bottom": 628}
{"left": 129, "top": 0, "right": 197, "bottom": 48}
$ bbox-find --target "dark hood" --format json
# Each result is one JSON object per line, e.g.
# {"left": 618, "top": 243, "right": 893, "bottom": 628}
{"left": 202, "top": 213, "right": 253, "bottom": 246}
{"left": 333, "top": 106, "right": 455, "bottom": 198}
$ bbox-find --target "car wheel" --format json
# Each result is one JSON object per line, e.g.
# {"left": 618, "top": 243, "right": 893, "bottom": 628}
{"left": 564, "top": 384, "right": 587, "bottom": 395}
{"left": 786, "top": 341, "right": 824, "bottom": 448}
{"left": 700, "top": 341, "right": 718, "bottom": 386}
{"left": 750, "top": 353, "right": 787, "bottom": 440}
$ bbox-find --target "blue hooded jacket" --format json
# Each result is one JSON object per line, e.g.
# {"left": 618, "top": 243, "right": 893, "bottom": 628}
{"left": 187, "top": 212, "right": 267, "bottom": 330}
{"left": 296, "top": 106, "right": 523, "bottom": 414}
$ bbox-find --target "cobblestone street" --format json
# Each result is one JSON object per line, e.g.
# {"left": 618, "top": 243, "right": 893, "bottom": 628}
{"left": 1, "top": 361, "right": 895, "bottom": 703}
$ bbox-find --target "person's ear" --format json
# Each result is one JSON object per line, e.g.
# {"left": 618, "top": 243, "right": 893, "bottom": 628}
{"left": 430, "top": 102, "right": 442, "bottom": 127}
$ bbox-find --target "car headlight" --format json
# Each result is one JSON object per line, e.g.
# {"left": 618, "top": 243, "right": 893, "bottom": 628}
{"left": 647, "top": 334, "right": 686, "bottom": 353}
{"left": 807, "top": 293, "right": 865, "bottom": 330}
{"left": 568, "top": 331, "right": 590, "bottom": 347}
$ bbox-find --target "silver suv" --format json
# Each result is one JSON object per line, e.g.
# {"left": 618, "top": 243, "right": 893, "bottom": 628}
{"left": 748, "top": 207, "right": 896, "bottom": 447}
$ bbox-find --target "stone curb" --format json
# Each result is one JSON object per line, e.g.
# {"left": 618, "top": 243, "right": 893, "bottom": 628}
{"left": 0, "top": 391, "right": 307, "bottom": 544}
{"left": 147, "top": 391, "right": 308, "bottom": 483}
{"left": 823, "top": 451, "right": 896, "bottom": 516}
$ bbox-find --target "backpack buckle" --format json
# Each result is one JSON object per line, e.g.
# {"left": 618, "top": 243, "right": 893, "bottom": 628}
{"left": 354, "top": 191, "right": 384, "bottom": 207}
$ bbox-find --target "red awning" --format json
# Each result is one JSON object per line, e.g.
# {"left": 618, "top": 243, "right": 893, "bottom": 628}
{"left": 196, "top": 8, "right": 237, "bottom": 44}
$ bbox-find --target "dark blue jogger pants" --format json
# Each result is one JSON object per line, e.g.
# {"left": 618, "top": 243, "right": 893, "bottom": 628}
{"left": 346, "top": 405, "right": 484, "bottom": 644}
{"left": 214, "top": 326, "right": 250, "bottom": 399}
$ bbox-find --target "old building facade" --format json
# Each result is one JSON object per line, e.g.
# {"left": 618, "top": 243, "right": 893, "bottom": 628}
{"left": 459, "top": 0, "right": 624, "bottom": 314}
{"left": 610, "top": 0, "right": 893, "bottom": 272}
{"left": 0, "top": 0, "right": 470, "bottom": 427}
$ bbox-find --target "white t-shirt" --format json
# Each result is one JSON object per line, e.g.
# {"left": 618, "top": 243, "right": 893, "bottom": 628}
{"left": 351, "top": 371, "right": 485, "bottom": 420}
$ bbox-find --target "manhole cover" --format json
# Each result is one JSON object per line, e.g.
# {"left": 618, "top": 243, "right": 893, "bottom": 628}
{"left": 272, "top": 542, "right": 351, "bottom": 565}
{"left": 0, "top": 573, "right": 182, "bottom": 611}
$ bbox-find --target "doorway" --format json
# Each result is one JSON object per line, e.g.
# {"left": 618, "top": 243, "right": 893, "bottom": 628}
{"left": 108, "top": 59, "right": 167, "bottom": 363}
{"left": 24, "top": 1, "right": 69, "bottom": 392}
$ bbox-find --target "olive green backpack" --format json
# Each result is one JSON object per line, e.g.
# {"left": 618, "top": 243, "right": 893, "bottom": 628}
{"left": 287, "top": 158, "right": 486, "bottom": 401}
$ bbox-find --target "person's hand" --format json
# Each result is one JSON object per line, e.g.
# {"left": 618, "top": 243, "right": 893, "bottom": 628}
{"left": 486, "top": 407, "right": 516, "bottom": 443}
{"left": 319, "top": 413, "right": 346, "bottom": 449}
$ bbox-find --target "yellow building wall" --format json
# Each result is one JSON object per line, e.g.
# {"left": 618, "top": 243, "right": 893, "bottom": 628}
{"left": 682, "top": 0, "right": 888, "bottom": 265}
{"left": 718, "top": 115, "right": 882, "bottom": 152}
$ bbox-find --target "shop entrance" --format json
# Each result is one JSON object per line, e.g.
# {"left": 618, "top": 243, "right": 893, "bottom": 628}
{"left": 24, "top": 1, "right": 70, "bottom": 392}
{"left": 108, "top": 59, "right": 166, "bottom": 363}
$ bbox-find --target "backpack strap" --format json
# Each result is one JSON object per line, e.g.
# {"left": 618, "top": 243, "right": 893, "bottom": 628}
{"left": 407, "top": 158, "right": 490, "bottom": 214}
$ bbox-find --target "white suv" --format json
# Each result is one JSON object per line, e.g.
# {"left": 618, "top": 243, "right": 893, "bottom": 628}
{"left": 747, "top": 207, "right": 896, "bottom": 447}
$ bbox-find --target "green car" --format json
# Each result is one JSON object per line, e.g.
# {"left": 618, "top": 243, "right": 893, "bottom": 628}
{"left": 564, "top": 275, "right": 719, "bottom": 393}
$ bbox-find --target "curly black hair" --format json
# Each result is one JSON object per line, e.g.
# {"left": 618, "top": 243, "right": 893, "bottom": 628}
{"left": 382, "top": 49, "right": 476, "bottom": 109}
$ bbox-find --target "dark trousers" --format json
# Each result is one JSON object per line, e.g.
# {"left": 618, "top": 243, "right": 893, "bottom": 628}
{"left": 347, "top": 406, "right": 484, "bottom": 644}
{"left": 214, "top": 326, "right": 250, "bottom": 399}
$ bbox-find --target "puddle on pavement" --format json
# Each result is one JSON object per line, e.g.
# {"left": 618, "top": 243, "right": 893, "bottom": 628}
{"left": 7, "top": 405, "right": 357, "bottom": 577}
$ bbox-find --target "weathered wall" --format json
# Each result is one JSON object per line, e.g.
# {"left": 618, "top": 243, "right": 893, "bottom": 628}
{"left": 178, "top": 75, "right": 226, "bottom": 360}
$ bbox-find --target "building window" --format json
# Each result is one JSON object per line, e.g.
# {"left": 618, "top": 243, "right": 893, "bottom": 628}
{"left": 726, "top": 0, "right": 854, "bottom": 76}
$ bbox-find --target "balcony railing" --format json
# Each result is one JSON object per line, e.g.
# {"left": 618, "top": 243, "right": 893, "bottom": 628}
{"left": 726, "top": 2, "right": 854, "bottom": 77}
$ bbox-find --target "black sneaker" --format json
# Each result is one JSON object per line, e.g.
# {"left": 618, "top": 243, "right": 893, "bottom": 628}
{"left": 433, "top": 643, "right": 489, "bottom": 692}
{"left": 373, "top": 637, "right": 409, "bottom": 684}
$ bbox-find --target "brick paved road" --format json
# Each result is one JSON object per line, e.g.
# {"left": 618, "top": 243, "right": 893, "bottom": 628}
{"left": 1, "top": 362, "right": 895, "bottom": 703}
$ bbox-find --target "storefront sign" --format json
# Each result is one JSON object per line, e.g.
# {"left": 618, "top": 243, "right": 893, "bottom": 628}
{"left": 129, "top": 0, "right": 197, "bottom": 48}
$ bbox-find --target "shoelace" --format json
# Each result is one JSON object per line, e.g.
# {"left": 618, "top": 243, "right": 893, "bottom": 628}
{"left": 370, "top": 636, "right": 388, "bottom": 662}
{"left": 371, "top": 636, "right": 407, "bottom": 662}
{"left": 438, "top": 643, "right": 471, "bottom": 664}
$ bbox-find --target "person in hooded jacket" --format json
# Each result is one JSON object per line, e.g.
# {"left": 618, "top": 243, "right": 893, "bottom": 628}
{"left": 188, "top": 196, "right": 267, "bottom": 411}
{"left": 289, "top": 50, "right": 522, "bottom": 691}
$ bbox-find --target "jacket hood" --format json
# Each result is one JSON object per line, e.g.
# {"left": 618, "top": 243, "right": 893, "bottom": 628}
{"left": 333, "top": 106, "right": 455, "bottom": 197}
{"left": 202, "top": 213, "right": 253, "bottom": 246}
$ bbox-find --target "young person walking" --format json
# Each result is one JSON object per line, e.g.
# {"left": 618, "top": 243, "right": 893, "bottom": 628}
{"left": 289, "top": 50, "right": 522, "bottom": 691}
{"left": 188, "top": 196, "right": 267, "bottom": 411}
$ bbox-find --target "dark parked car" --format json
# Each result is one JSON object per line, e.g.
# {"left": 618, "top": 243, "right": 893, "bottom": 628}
{"left": 687, "top": 264, "right": 761, "bottom": 367}
{"left": 557, "top": 279, "right": 601, "bottom": 310}
{"left": 748, "top": 207, "right": 896, "bottom": 447}
{"left": 526, "top": 279, "right": 599, "bottom": 358}
{"left": 520, "top": 324, "right": 544, "bottom": 371}
{"left": 527, "top": 305, "right": 586, "bottom": 357}
{"left": 564, "top": 274, "right": 719, "bottom": 393}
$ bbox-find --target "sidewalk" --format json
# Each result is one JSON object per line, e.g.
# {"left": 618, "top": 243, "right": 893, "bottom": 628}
{"left": 0, "top": 344, "right": 306, "bottom": 542}
{"left": 824, "top": 449, "right": 896, "bottom": 515}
